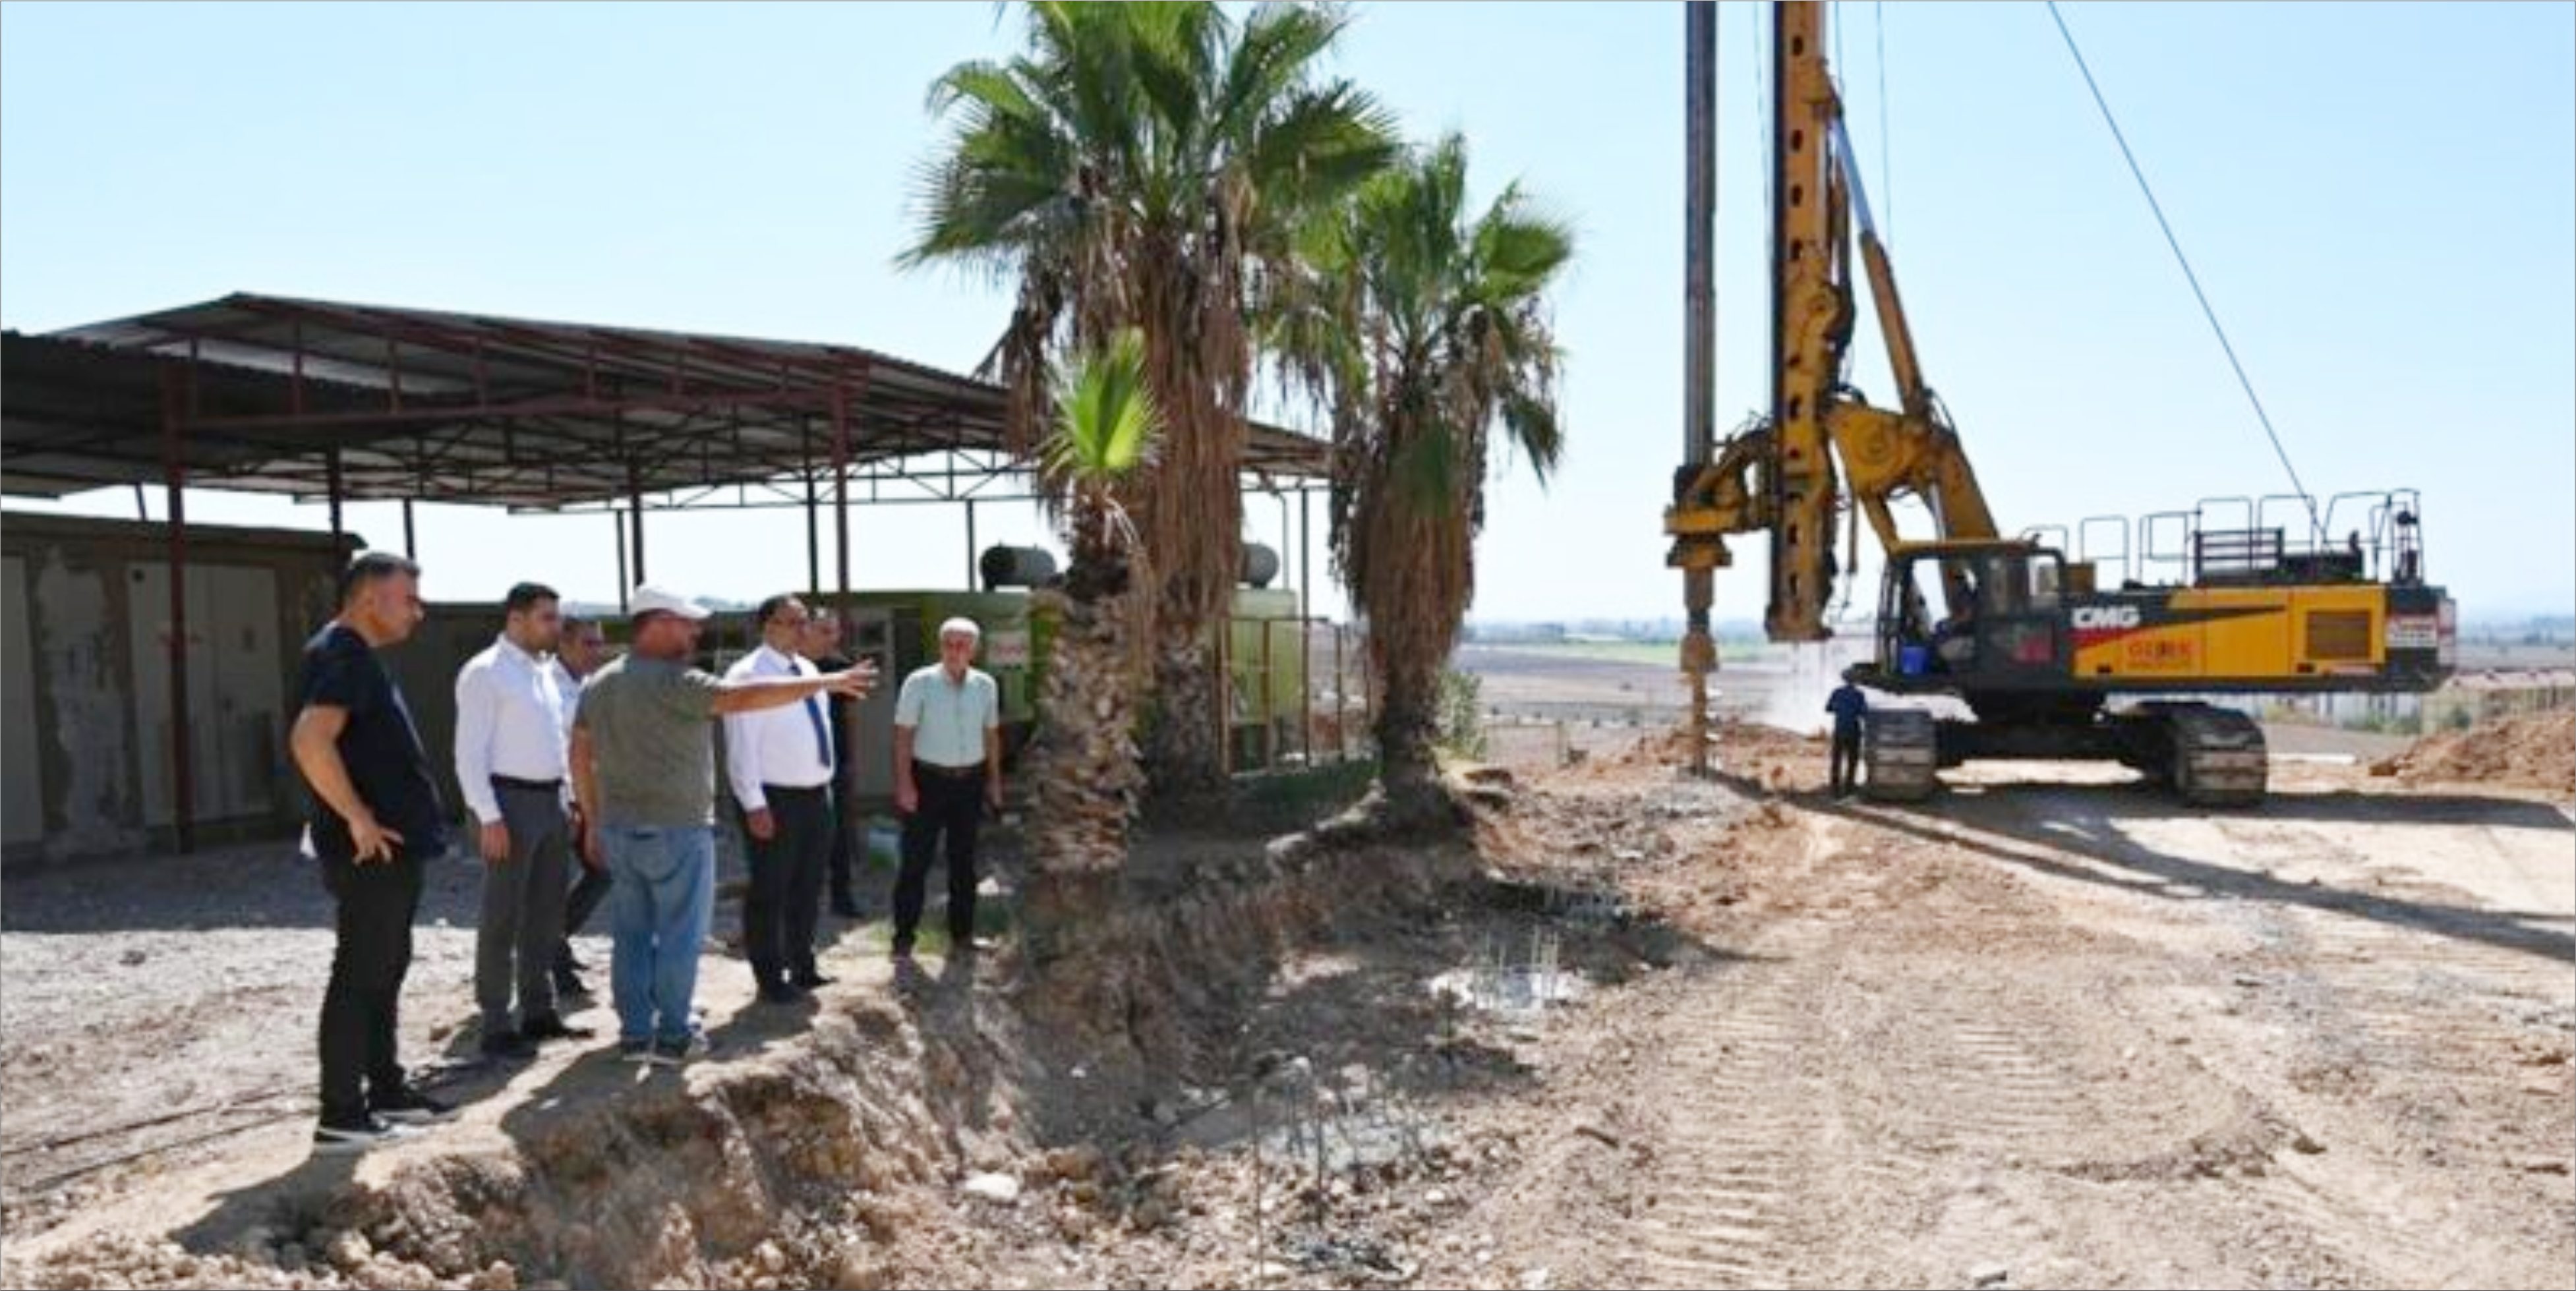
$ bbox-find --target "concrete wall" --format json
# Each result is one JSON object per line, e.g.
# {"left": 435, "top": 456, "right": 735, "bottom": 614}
{"left": 0, "top": 513, "right": 351, "bottom": 867}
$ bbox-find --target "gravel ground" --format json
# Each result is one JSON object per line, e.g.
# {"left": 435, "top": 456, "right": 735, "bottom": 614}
{"left": 0, "top": 822, "right": 931, "bottom": 1237}
{"left": 4, "top": 725, "right": 2569, "bottom": 1289}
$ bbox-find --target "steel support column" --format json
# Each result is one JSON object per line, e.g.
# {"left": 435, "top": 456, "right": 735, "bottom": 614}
{"left": 160, "top": 365, "right": 196, "bottom": 854}
{"left": 326, "top": 448, "right": 345, "bottom": 548}
{"left": 805, "top": 471, "right": 821, "bottom": 597}
{"left": 832, "top": 387, "right": 852, "bottom": 596}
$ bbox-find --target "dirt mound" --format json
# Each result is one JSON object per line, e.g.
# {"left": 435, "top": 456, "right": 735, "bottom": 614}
{"left": 1570, "top": 720, "right": 1822, "bottom": 783}
{"left": 2376, "top": 710, "right": 2576, "bottom": 794}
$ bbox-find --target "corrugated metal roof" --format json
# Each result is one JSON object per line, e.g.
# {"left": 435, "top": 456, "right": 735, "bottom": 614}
{"left": 3, "top": 292, "right": 1328, "bottom": 505}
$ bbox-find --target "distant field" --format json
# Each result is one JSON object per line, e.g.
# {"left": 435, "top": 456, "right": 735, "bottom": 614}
{"left": 1472, "top": 640, "right": 1777, "bottom": 668}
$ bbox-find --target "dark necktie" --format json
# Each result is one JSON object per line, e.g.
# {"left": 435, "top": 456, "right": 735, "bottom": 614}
{"left": 802, "top": 687, "right": 833, "bottom": 772}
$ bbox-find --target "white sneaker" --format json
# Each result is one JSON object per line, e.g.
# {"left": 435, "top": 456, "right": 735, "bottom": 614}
{"left": 312, "top": 1116, "right": 415, "bottom": 1155}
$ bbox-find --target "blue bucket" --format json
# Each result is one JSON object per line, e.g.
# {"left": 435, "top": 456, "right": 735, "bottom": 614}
{"left": 1899, "top": 644, "right": 1931, "bottom": 677}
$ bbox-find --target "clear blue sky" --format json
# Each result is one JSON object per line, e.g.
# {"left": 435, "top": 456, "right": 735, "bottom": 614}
{"left": 4, "top": 1, "right": 2569, "bottom": 623}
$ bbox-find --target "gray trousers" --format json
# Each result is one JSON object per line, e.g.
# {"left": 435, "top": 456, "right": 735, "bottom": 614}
{"left": 478, "top": 782, "right": 571, "bottom": 1031}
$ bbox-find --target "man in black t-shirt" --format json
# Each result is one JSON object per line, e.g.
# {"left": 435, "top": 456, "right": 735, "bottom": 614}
{"left": 289, "top": 550, "right": 454, "bottom": 1154}
{"left": 802, "top": 611, "right": 865, "bottom": 920}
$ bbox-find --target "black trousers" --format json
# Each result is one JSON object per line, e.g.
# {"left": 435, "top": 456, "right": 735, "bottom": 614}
{"left": 318, "top": 848, "right": 425, "bottom": 1124}
{"left": 1831, "top": 728, "right": 1863, "bottom": 796}
{"left": 743, "top": 785, "right": 834, "bottom": 987}
{"left": 827, "top": 776, "right": 860, "bottom": 911}
{"left": 556, "top": 855, "right": 612, "bottom": 972}
{"left": 894, "top": 772, "right": 984, "bottom": 949}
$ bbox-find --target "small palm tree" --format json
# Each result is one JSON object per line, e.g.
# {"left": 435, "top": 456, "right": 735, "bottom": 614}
{"left": 1277, "top": 134, "right": 1574, "bottom": 826}
{"left": 904, "top": 0, "right": 1397, "bottom": 795}
{"left": 1028, "top": 330, "right": 1161, "bottom": 896}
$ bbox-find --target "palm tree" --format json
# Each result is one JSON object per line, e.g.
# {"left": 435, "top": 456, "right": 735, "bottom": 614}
{"left": 1276, "top": 134, "right": 1575, "bottom": 826}
{"left": 904, "top": 1, "right": 1397, "bottom": 795}
{"left": 1028, "top": 330, "right": 1161, "bottom": 888}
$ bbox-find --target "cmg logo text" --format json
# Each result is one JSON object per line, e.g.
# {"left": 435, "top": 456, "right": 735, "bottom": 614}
{"left": 2071, "top": 605, "right": 2143, "bottom": 632}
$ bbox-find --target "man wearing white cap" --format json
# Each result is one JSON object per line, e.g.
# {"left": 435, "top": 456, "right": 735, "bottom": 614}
{"left": 569, "top": 586, "right": 877, "bottom": 1066}
{"left": 890, "top": 616, "right": 1003, "bottom": 960}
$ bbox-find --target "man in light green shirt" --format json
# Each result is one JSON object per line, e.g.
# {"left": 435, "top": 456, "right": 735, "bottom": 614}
{"left": 890, "top": 617, "right": 1002, "bottom": 960}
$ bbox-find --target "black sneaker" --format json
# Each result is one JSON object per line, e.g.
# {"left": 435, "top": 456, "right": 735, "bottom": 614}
{"left": 312, "top": 1114, "right": 412, "bottom": 1155}
{"left": 649, "top": 1031, "right": 714, "bottom": 1067}
{"left": 521, "top": 1013, "right": 595, "bottom": 1043}
{"left": 757, "top": 982, "right": 809, "bottom": 1006}
{"left": 368, "top": 1085, "right": 456, "bottom": 1126}
{"left": 617, "top": 1037, "right": 656, "bottom": 1066}
{"left": 479, "top": 1029, "right": 539, "bottom": 1062}
{"left": 790, "top": 970, "right": 835, "bottom": 990}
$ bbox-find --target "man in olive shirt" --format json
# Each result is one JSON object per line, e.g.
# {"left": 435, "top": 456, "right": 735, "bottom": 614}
{"left": 570, "top": 587, "right": 876, "bottom": 1066}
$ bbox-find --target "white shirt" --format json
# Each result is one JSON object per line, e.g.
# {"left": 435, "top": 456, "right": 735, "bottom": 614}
{"left": 556, "top": 660, "right": 600, "bottom": 728}
{"left": 722, "top": 645, "right": 835, "bottom": 810}
{"left": 453, "top": 635, "right": 572, "bottom": 825}
{"left": 895, "top": 665, "right": 1000, "bottom": 770}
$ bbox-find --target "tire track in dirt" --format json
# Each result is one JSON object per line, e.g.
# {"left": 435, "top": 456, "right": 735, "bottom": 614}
{"left": 1471, "top": 758, "right": 2573, "bottom": 1290}
{"left": 2269, "top": 905, "right": 2574, "bottom": 1166}
{"left": 1600, "top": 942, "right": 1820, "bottom": 1290}
{"left": 1947, "top": 793, "right": 2574, "bottom": 1286}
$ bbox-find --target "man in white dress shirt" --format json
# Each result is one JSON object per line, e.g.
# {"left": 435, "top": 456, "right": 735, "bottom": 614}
{"left": 454, "top": 583, "right": 591, "bottom": 1058}
{"left": 724, "top": 594, "right": 841, "bottom": 1004}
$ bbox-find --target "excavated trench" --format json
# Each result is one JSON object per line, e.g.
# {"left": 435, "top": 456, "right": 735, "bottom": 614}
{"left": 13, "top": 807, "right": 1513, "bottom": 1291}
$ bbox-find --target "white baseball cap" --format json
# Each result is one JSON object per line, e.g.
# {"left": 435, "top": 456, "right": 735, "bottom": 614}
{"left": 629, "top": 585, "right": 712, "bottom": 622}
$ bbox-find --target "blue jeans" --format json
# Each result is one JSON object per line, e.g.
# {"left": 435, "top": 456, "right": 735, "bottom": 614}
{"left": 602, "top": 824, "right": 715, "bottom": 1045}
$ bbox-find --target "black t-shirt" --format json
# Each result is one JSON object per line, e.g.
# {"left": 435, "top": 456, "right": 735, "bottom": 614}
{"left": 814, "top": 652, "right": 856, "bottom": 770}
{"left": 298, "top": 623, "right": 448, "bottom": 861}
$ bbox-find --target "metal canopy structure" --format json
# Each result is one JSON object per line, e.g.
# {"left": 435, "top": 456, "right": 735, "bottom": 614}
{"left": 5, "top": 292, "right": 1328, "bottom": 505}
{"left": 1, "top": 292, "right": 1333, "bottom": 851}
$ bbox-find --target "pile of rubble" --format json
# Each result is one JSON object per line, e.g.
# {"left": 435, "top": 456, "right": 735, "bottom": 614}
{"left": 2374, "top": 710, "right": 2576, "bottom": 794}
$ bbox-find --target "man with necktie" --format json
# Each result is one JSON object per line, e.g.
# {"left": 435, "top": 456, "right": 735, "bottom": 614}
{"left": 723, "top": 594, "right": 843, "bottom": 1004}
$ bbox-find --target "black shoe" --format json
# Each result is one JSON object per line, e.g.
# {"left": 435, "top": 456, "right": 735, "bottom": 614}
{"left": 368, "top": 1085, "right": 455, "bottom": 1126}
{"left": 790, "top": 969, "right": 835, "bottom": 990}
{"left": 758, "top": 982, "right": 809, "bottom": 1006}
{"left": 479, "top": 1029, "right": 538, "bottom": 1062}
{"left": 521, "top": 1013, "right": 595, "bottom": 1043}
{"left": 552, "top": 965, "right": 591, "bottom": 999}
{"left": 650, "top": 1030, "right": 715, "bottom": 1067}
{"left": 313, "top": 1114, "right": 413, "bottom": 1155}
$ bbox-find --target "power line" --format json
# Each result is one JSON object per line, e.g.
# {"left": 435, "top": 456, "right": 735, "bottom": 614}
{"left": 2045, "top": 1, "right": 2322, "bottom": 542}
{"left": 1876, "top": 0, "right": 1890, "bottom": 241}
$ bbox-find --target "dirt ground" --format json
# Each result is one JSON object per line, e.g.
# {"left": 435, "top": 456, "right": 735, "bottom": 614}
{"left": 3, "top": 724, "right": 2571, "bottom": 1289}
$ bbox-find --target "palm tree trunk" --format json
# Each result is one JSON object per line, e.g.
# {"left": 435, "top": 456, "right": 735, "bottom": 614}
{"left": 1145, "top": 619, "right": 1228, "bottom": 795}
{"left": 1026, "top": 577, "right": 1147, "bottom": 960}
{"left": 1372, "top": 647, "right": 1449, "bottom": 828}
